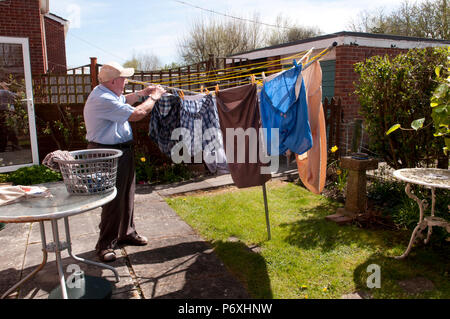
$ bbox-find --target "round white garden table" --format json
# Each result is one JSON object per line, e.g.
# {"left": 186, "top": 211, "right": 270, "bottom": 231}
{"left": 0, "top": 182, "right": 119, "bottom": 299}
{"left": 393, "top": 168, "right": 450, "bottom": 259}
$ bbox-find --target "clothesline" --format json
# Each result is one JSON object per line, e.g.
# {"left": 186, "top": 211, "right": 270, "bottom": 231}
{"left": 128, "top": 43, "right": 337, "bottom": 96}
{"left": 130, "top": 50, "right": 307, "bottom": 88}
{"left": 164, "top": 43, "right": 334, "bottom": 87}
{"left": 141, "top": 50, "right": 310, "bottom": 86}
{"left": 128, "top": 49, "right": 312, "bottom": 87}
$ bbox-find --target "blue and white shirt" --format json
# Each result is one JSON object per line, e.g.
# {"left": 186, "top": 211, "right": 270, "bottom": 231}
{"left": 83, "top": 84, "right": 134, "bottom": 145}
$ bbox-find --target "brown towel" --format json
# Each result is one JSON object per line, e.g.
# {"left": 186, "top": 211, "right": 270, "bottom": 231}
{"left": 216, "top": 84, "right": 271, "bottom": 188}
{"left": 296, "top": 61, "right": 327, "bottom": 194}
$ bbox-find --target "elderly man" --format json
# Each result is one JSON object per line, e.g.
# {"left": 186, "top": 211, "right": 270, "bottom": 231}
{"left": 84, "top": 62, "right": 166, "bottom": 262}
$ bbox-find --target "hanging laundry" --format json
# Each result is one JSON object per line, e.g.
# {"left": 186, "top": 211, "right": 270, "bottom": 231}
{"left": 180, "top": 94, "right": 227, "bottom": 174}
{"left": 149, "top": 93, "right": 182, "bottom": 157}
{"left": 296, "top": 61, "right": 327, "bottom": 194}
{"left": 208, "top": 96, "right": 229, "bottom": 175}
{"left": 260, "top": 60, "right": 313, "bottom": 156}
{"left": 216, "top": 83, "right": 271, "bottom": 188}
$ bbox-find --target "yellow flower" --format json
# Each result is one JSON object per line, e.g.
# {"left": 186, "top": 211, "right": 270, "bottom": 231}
{"left": 304, "top": 295, "right": 308, "bottom": 299}
{"left": 331, "top": 145, "right": 338, "bottom": 153}
{"left": 301, "top": 285, "right": 307, "bottom": 290}
{"left": 336, "top": 169, "right": 342, "bottom": 175}
{"left": 323, "top": 287, "right": 328, "bottom": 292}
{"left": 140, "top": 157, "right": 146, "bottom": 162}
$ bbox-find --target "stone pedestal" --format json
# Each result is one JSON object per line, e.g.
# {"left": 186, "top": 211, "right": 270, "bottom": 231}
{"left": 326, "top": 156, "right": 378, "bottom": 224}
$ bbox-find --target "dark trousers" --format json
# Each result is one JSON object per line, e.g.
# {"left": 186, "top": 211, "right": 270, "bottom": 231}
{"left": 88, "top": 142, "right": 137, "bottom": 250}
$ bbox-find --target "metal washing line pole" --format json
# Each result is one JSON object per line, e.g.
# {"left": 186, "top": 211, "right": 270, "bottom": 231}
{"left": 259, "top": 42, "right": 337, "bottom": 241}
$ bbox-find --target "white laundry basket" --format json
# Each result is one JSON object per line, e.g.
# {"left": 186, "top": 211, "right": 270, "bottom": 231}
{"left": 55, "top": 149, "right": 123, "bottom": 195}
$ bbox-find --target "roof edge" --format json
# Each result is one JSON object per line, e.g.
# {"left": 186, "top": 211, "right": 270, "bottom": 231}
{"left": 228, "top": 31, "right": 450, "bottom": 58}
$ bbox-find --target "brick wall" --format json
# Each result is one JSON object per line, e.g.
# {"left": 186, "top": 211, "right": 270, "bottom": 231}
{"left": 334, "top": 45, "right": 407, "bottom": 154}
{"left": 44, "top": 16, "right": 67, "bottom": 74}
{"left": 0, "top": 0, "right": 46, "bottom": 75}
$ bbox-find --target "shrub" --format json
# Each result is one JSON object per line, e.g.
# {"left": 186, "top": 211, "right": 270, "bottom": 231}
{"left": 368, "top": 177, "right": 450, "bottom": 236}
{"left": 354, "top": 47, "right": 447, "bottom": 169}
{"left": 0, "top": 174, "right": 8, "bottom": 183}
{"left": 430, "top": 46, "right": 450, "bottom": 154}
{"left": 6, "top": 165, "right": 62, "bottom": 185}
{"left": 135, "top": 155, "right": 192, "bottom": 185}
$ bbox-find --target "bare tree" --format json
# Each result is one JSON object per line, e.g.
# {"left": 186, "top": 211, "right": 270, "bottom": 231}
{"left": 266, "top": 14, "right": 322, "bottom": 46}
{"left": 124, "top": 51, "right": 162, "bottom": 71}
{"left": 177, "top": 13, "right": 265, "bottom": 64}
{"left": 348, "top": 0, "right": 449, "bottom": 39}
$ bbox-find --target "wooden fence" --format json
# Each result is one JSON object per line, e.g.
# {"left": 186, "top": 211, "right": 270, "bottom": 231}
{"left": 32, "top": 56, "right": 278, "bottom": 104}
{"left": 33, "top": 63, "right": 93, "bottom": 104}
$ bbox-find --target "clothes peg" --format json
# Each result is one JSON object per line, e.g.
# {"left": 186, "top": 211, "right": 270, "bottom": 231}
{"left": 261, "top": 72, "right": 266, "bottom": 80}
{"left": 215, "top": 84, "right": 219, "bottom": 95}
{"left": 251, "top": 74, "right": 256, "bottom": 84}
{"left": 179, "top": 90, "right": 185, "bottom": 100}
{"left": 205, "top": 87, "right": 210, "bottom": 95}
{"left": 201, "top": 85, "right": 204, "bottom": 93}
{"left": 299, "top": 47, "right": 314, "bottom": 65}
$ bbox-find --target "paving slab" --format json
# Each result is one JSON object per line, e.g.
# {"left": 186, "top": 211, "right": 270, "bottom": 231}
{"left": 340, "top": 291, "right": 372, "bottom": 299}
{"left": 0, "top": 223, "right": 30, "bottom": 298}
{"left": 398, "top": 277, "right": 435, "bottom": 295}
{"left": 124, "top": 235, "right": 249, "bottom": 299}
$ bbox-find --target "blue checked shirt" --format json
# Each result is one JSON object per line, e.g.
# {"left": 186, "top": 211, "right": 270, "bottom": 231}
{"left": 180, "top": 94, "right": 222, "bottom": 157}
{"left": 149, "top": 94, "right": 181, "bottom": 156}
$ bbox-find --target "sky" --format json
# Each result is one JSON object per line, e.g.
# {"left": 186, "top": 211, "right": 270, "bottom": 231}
{"left": 48, "top": 0, "right": 412, "bottom": 68}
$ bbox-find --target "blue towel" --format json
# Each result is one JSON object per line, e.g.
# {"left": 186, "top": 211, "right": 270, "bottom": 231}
{"left": 260, "top": 61, "right": 313, "bottom": 156}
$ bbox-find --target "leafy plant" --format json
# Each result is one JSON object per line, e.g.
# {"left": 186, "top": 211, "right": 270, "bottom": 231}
{"left": 0, "top": 174, "right": 8, "bottom": 183}
{"left": 326, "top": 146, "right": 348, "bottom": 194}
{"left": 386, "top": 46, "right": 450, "bottom": 155}
{"left": 368, "top": 176, "right": 450, "bottom": 232}
{"left": 38, "top": 105, "right": 86, "bottom": 150}
{"left": 6, "top": 165, "right": 62, "bottom": 185}
{"left": 430, "top": 47, "right": 450, "bottom": 154}
{"left": 354, "top": 47, "right": 447, "bottom": 169}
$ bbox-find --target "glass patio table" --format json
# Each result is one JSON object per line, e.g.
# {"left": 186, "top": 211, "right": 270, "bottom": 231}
{"left": 0, "top": 182, "right": 119, "bottom": 299}
{"left": 392, "top": 168, "right": 450, "bottom": 259}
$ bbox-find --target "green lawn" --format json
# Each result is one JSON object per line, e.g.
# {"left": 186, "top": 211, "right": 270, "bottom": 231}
{"left": 166, "top": 180, "right": 450, "bottom": 299}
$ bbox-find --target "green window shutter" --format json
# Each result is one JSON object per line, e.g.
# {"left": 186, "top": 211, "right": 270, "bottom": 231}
{"left": 320, "top": 60, "right": 335, "bottom": 100}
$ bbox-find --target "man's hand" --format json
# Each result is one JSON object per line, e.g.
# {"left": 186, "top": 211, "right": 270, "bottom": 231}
{"left": 140, "top": 85, "right": 166, "bottom": 98}
{"left": 128, "top": 85, "right": 167, "bottom": 122}
{"left": 148, "top": 85, "right": 166, "bottom": 100}
{"left": 140, "top": 85, "right": 157, "bottom": 97}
